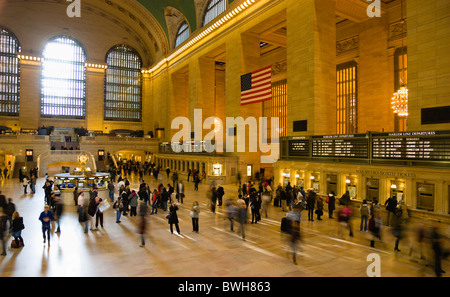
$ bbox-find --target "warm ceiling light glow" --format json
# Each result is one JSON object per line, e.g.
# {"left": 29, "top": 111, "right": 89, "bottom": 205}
{"left": 391, "top": 86, "right": 408, "bottom": 117}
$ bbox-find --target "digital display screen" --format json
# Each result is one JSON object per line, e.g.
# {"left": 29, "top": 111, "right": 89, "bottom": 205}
{"left": 372, "top": 131, "right": 450, "bottom": 160}
{"left": 311, "top": 134, "right": 369, "bottom": 158}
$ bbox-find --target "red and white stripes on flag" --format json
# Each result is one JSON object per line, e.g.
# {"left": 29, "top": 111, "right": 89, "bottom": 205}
{"left": 240, "top": 65, "right": 272, "bottom": 105}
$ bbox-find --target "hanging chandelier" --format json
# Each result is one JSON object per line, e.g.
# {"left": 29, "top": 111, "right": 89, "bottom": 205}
{"left": 391, "top": 86, "right": 408, "bottom": 116}
{"left": 391, "top": 0, "right": 408, "bottom": 117}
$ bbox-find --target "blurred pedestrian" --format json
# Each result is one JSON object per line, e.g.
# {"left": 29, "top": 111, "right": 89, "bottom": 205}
{"left": 391, "top": 208, "right": 404, "bottom": 252}
{"left": 0, "top": 208, "right": 8, "bottom": 255}
{"left": 39, "top": 205, "right": 54, "bottom": 245}
{"left": 53, "top": 195, "right": 64, "bottom": 233}
{"left": 289, "top": 220, "right": 301, "bottom": 265}
{"left": 138, "top": 201, "right": 148, "bottom": 247}
{"left": 384, "top": 194, "right": 397, "bottom": 226}
{"left": 430, "top": 223, "right": 446, "bottom": 277}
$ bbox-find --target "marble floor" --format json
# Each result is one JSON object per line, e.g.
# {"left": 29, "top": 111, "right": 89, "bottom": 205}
{"left": 0, "top": 174, "right": 448, "bottom": 277}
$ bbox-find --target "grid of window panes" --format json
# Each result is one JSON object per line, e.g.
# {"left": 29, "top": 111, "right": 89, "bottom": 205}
{"left": 203, "top": 0, "right": 227, "bottom": 26}
{"left": 41, "top": 36, "right": 86, "bottom": 119}
{"left": 104, "top": 45, "right": 142, "bottom": 122}
{"left": 262, "top": 79, "right": 287, "bottom": 139}
{"left": 0, "top": 28, "right": 21, "bottom": 116}
{"left": 175, "top": 22, "right": 190, "bottom": 48}
{"left": 336, "top": 61, "right": 358, "bottom": 134}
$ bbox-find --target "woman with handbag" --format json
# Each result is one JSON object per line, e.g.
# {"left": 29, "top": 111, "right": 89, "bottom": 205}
{"left": 168, "top": 202, "right": 180, "bottom": 234}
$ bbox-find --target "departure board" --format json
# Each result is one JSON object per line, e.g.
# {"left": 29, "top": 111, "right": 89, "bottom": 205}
{"left": 288, "top": 139, "right": 309, "bottom": 157}
{"left": 372, "top": 131, "right": 450, "bottom": 160}
{"left": 311, "top": 134, "right": 369, "bottom": 158}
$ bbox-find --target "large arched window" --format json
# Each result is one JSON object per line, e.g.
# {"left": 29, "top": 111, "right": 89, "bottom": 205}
{"left": 41, "top": 36, "right": 86, "bottom": 119}
{"left": 203, "top": 0, "right": 227, "bottom": 26}
{"left": 0, "top": 28, "right": 21, "bottom": 116}
{"left": 104, "top": 45, "right": 142, "bottom": 122}
{"left": 175, "top": 21, "right": 190, "bottom": 48}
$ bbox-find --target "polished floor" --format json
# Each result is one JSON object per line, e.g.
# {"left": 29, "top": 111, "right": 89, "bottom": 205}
{"left": 0, "top": 173, "right": 448, "bottom": 277}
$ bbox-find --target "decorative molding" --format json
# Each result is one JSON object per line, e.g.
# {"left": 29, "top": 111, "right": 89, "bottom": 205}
{"left": 389, "top": 20, "right": 407, "bottom": 41}
{"left": 271, "top": 60, "right": 287, "bottom": 76}
{"left": 336, "top": 35, "right": 359, "bottom": 55}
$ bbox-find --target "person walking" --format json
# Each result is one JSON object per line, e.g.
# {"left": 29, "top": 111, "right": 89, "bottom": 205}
{"left": 11, "top": 211, "right": 25, "bottom": 248}
{"left": 368, "top": 205, "right": 383, "bottom": 248}
{"left": 53, "top": 195, "right": 64, "bottom": 233}
{"left": 359, "top": 200, "right": 370, "bottom": 232}
{"left": 95, "top": 198, "right": 104, "bottom": 229}
{"left": 168, "top": 202, "right": 180, "bottom": 234}
{"left": 190, "top": 201, "right": 200, "bottom": 232}
{"left": 39, "top": 205, "right": 54, "bottom": 245}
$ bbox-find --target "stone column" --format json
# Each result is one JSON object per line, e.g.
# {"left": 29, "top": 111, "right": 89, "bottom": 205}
{"left": 286, "top": 0, "right": 336, "bottom": 136}
{"left": 407, "top": 0, "right": 450, "bottom": 131}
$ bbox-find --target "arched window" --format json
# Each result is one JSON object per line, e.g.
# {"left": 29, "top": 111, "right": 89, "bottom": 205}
{"left": 175, "top": 22, "right": 190, "bottom": 48}
{"left": 0, "top": 28, "right": 21, "bottom": 116}
{"left": 41, "top": 36, "right": 86, "bottom": 119}
{"left": 104, "top": 45, "right": 142, "bottom": 122}
{"left": 203, "top": 0, "right": 227, "bottom": 26}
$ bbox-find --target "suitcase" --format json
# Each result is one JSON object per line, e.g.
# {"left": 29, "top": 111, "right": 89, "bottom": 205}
{"left": 281, "top": 217, "right": 289, "bottom": 232}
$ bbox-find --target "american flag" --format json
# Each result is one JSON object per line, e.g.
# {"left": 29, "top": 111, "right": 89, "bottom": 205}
{"left": 240, "top": 65, "right": 272, "bottom": 105}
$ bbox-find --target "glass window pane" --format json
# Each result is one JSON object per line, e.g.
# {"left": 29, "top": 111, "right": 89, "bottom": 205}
{"left": 203, "top": 0, "right": 227, "bottom": 26}
{"left": 0, "top": 28, "right": 20, "bottom": 116}
{"left": 41, "top": 36, "right": 86, "bottom": 119}
{"left": 104, "top": 45, "right": 142, "bottom": 122}
{"left": 336, "top": 61, "right": 358, "bottom": 134}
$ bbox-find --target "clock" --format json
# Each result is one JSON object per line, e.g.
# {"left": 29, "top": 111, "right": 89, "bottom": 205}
{"left": 78, "top": 154, "right": 89, "bottom": 165}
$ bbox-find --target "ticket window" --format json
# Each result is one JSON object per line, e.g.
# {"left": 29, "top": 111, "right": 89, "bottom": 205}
{"left": 282, "top": 171, "right": 290, "bottom": 186}
{"left": 417, "top": 183, "right": 435, "bottom": 212}
{"left": 327, "top": 174, "right": 337, "bottom": 195}
{"left": 390, "top": 180, "right": 405, "bottom": 202}
{"left": 212, "top": 164, "right": 223, "bottom": 176}
{"left": 345, "top": 176, "right": 357, "bottom": 200}
{"left": 295, "top": 171, "right": 305, "bottom": 188}
{"left": 366, "top": 178, "right": 379, "bottom": 203}
{"left": 310, "top": 173, "right": 319, "bottom": 192}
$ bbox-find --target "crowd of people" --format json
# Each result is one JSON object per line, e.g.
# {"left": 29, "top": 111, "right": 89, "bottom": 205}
{"left": 0, "top": 166, "right": 448, "bottom": 277}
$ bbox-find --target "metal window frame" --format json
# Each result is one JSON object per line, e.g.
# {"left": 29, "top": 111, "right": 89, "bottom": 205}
{"left": 0, "top": 27, "right": 21, "bottom": 117}
{"left": 336, "top": 61, "right": 358, "bottom": 134}
{"left": 104, "top": 45, "right": 143, "bottom": 122}
{"left": 40, "top": 35, "right": 87, "bottom": 119}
